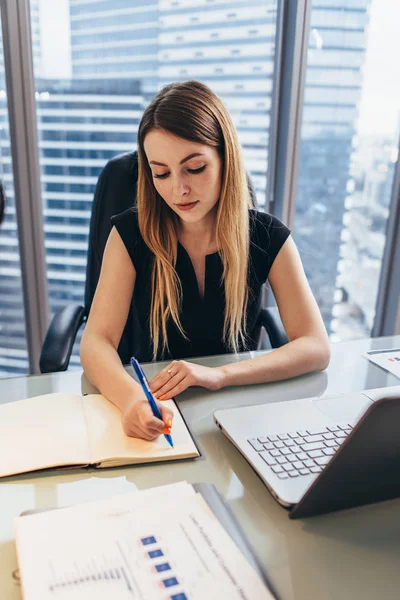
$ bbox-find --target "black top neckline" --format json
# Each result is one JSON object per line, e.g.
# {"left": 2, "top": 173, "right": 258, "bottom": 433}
{"left": 177, "top": 242, "right": 221, "bottom": 303}
{"left": 177, "top": 240, "right": 219, "bottom": 259}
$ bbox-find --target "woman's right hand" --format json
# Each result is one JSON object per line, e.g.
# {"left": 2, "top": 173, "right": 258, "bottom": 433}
{"left": 121, "top": 397, "right": 173, "bottom": 440}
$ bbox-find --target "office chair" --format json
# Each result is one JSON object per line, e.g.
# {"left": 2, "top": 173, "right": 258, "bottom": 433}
{"left": 39, "top": 151, "right": 288, "bottom": 373}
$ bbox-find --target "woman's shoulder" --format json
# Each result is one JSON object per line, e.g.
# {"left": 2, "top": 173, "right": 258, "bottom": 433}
{"left": 111, "top": 206, "right": 139, "bottom": 230}
{"left": 249, "top": 208, "right": 290, "bottom": 243}
{"left": 110, "top": 207, "right": 148, "bottom": 266}
{"left": 248, "top": 209, "right": 291, "bottom": 272}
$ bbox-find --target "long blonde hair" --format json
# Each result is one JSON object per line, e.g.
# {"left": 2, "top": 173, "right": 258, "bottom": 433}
{"left": 137, "top": 80, "right": 251, "bottom": 359}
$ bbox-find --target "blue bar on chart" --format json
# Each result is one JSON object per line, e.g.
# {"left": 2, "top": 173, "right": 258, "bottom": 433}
{"left": 163, "top": 577, "right": 179, "bottom": 588}
{"left": 155, "top": 563, "right": 171, "bottom": 573}
{"left": 139, "top": 537, "right": 186, "bottom": 598}
{"left": 148, "top": 549, "right": 163, "bottom": 559}
{"left": 141, "top": 536, "right": 157, "bottom": 545}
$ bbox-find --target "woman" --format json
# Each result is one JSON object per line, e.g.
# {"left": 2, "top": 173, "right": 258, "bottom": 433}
{"left": 80, "top": 80, "right": 330, "bottom": 441}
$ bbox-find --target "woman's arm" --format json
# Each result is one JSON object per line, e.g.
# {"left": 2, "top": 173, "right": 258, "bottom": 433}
{"left": 80, "top": 227, "right": 173, "bottom": 439}
{"left": 149, "top": 235, "right": 330, "bottom": 399}
{"left": 217, "top": 235, "right": 331, "bottom": 386}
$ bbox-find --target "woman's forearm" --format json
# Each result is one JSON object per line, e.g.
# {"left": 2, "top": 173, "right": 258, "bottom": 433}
{"left": 80, "top": 332, "right": 142, "bottom": 412}
{"left": 217, "top": 336, "right": 331, "bottom": 388}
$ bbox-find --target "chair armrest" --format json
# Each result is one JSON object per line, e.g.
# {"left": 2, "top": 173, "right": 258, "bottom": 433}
{"left": 258, "top": 307, "right": 288, "bottom": 348}
{"left": 39, "top": 304, "right": 87, "bottom": 373}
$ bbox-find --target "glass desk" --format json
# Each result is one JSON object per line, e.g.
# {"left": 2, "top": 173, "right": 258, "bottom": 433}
{"left": 1, "top": 336, "right": 400, "bottom": 599}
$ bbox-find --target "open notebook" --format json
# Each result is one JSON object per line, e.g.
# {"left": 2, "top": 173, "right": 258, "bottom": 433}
{"left": 0, "top": 393, "right": 199, "bottom": 478}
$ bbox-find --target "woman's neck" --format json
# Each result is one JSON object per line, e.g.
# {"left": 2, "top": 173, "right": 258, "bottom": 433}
{"left": 178, "top": 212, "right": 217, "bottom": 256}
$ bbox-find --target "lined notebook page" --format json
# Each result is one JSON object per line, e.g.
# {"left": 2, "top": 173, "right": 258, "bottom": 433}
{"left": 0, "top": 393, "right": 91, "bottom": 478}
{"left": 82, "top": 394, "right": 199, "bottom": 466}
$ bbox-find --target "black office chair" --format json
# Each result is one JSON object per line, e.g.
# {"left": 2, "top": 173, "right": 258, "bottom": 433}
{"left": 39, "top": 151, "right": 288, "bottom": 373}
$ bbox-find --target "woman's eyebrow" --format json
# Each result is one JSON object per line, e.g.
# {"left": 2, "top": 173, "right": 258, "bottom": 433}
{"left": 150, "top": 152, "right": 206, "bottom": 167}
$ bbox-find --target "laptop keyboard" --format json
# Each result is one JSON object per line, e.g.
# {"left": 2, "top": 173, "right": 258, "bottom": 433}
{"left": 248, "top": 424, "right": 353, "bottom": 480}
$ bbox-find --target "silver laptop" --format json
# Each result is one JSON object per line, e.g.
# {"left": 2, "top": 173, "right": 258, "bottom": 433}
{"left": 214, "top": 385, "right": 400, "bottom": 510}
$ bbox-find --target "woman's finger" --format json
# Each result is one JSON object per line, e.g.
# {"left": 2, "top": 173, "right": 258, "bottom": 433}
{"left": 150, "top": 360, "right": 185, "bottom": 395}
{"left": 154, "top": 370, "right": 186, "bottom": 400}
{"left": 149, "top": 374, "right": 171, "bottom": 394}
{"left": 122, "top": 400, "right": 167, "bottom": 440}
{"left": 157, "top": 376, "right": 190, "bottom": 401}
{"left": 148, "top": 374, "right": 163, "bottom": 391}
{"left": 159, "top": 403, "right": 174, "bottom": 428}
{"left": 124, "top": 423, "right": 157, "bottom": 440}
{"left": 140, "top": 413, "right": 166, "bottom": 432}
{"left": 149, "top": 361, "right": 177, "bottom": 391}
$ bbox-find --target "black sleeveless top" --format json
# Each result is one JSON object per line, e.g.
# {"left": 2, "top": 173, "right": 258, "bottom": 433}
{"left": 111, "top": 208, "right": 290, "bottom": 361}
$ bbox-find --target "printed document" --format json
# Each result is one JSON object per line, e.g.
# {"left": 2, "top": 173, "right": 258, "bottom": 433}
{"left": 364, "top": 348, "right": 400, "bottom": 378}
{"left": 15, "top": 481, "right": 274, "bottom": 600}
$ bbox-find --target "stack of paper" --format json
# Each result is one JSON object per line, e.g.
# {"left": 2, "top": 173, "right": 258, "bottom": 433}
{"left": 15, "top": 481, "right": 275, "bottom": 600}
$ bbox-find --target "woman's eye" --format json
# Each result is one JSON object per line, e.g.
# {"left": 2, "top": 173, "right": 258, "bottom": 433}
{"left": 153, "top": 165, "right": 206, "bottom": 179}
{"left": 188, "top": 165, "right": 206, "bottom": 174}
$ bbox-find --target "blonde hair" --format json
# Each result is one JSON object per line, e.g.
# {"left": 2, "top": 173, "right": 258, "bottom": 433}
{"left": 137, "top": 80, "right": 251, "bottom": 359}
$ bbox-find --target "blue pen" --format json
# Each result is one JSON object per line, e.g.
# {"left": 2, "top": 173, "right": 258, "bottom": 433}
{"left": 130, "top": 357, "right": 174, "bottom": 448}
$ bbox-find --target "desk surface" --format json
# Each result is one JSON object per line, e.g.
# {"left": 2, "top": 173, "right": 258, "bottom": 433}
{"left": 1, "top": 336, "right": 400, "bottom": 600}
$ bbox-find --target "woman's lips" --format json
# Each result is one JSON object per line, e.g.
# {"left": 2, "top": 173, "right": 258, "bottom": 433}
{"left": 175, "top": 201, "right": 199, "bottom": 211}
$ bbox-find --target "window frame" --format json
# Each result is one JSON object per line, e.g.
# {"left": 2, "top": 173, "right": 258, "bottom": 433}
{"left": 1, "top": 0, "right": 49, "bottom": 373}
{"left": 0, "top": 0, "right": 398, "bottom": 374}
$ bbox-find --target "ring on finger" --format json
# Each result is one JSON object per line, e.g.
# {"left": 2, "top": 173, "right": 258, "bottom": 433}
{"left": 167, "top": 368, "right": 174, "bottom": 378}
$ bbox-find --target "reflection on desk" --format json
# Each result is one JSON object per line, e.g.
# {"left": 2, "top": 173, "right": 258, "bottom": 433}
{"left": 0, "top": 336, "right": 400, "bottom": 600}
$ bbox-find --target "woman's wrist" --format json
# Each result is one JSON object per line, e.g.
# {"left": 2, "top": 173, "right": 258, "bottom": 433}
{"left": 111, "top": 379, "right": 144, "bottom": 413}
{"left": 214, "top": 358, "right": 264, "bottom": 389}
{"left": 214, "top": 364, "right": 232, "bottom": 390}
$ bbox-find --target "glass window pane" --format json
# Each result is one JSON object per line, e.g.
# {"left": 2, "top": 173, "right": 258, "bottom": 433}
{"left": 293, "top": 0, "right": 400, "bottom": 340}
{"left": 0, "top": 11, "right": 29, "bottom": 377}
{"left": 33, "top": 0, "right": 279, "bottom": 367}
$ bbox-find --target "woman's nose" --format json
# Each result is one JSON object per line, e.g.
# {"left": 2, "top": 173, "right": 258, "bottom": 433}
{"left": 172, "top": 175, "right": 189, "bottom": 198}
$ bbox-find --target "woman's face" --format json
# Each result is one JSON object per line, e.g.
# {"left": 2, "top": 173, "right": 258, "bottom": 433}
{"left": 143, "top": 129, "right": 223, "bottom": 225}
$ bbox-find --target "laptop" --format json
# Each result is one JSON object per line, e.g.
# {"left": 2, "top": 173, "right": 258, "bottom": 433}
{"left": 214, "top": 385, "right": 400, "bottom": 518}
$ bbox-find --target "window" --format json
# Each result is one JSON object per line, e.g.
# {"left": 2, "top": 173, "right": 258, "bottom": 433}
{"left": 292, "top": 0, "right": 400, "bottom": 340}
{"left": 0, "top": 11, "right": 29, "bottom": 376}
{"left": 32, "top": 0, "right": 280, "bottom": 369}
{"left": 0, "top": 0, "right": 394, "bottom": 377}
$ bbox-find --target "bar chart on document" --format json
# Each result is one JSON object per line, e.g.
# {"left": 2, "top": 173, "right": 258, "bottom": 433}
{"left": 45, "top": 531, "right": 188, "bottom": 599}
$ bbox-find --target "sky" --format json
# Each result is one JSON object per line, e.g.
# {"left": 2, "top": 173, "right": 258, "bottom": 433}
{"left": 357, "top": 0, "right": 400, "bottom": 136}
{"left": 38, "top": 0, "right": 71, "bottom": 79}
{"left": 38, "top": 0, "right": 400, "bottom": 137}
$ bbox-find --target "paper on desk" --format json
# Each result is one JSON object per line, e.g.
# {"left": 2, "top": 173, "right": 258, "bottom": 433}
{"left": 33, "top": 480, "right": 197, "bottom": 521}
{"left": 364, "top": 348, "right": 400, "bottom": 379}
{"left": 15, "top": 482, "right": 274, "bottom": 600}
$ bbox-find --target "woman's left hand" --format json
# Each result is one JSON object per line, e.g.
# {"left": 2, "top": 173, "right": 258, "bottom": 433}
{"left": 149, "top": 360, "right": 224, "bottom": 401}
